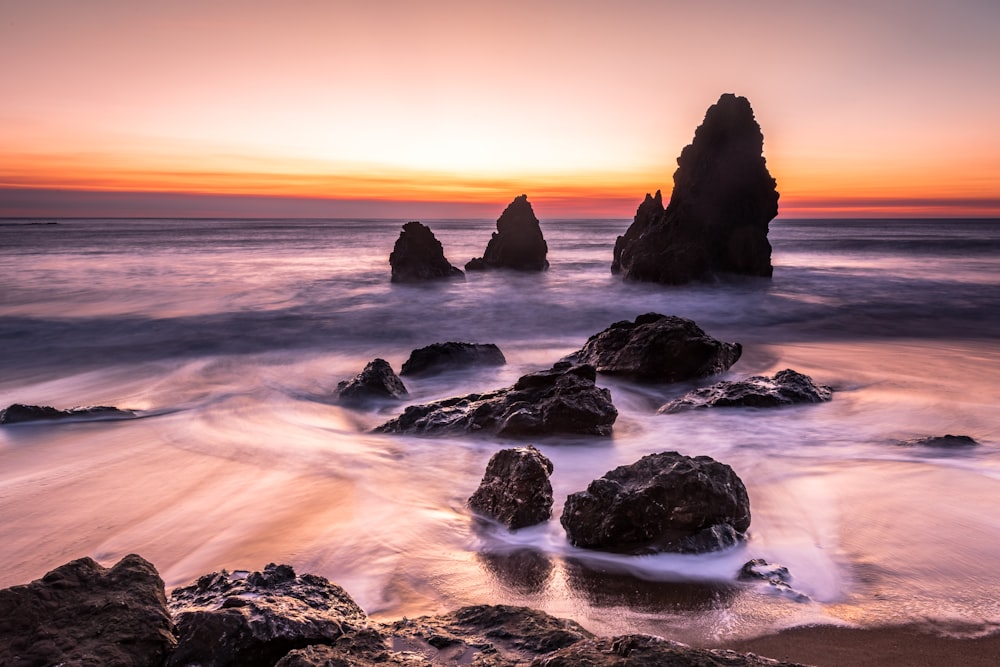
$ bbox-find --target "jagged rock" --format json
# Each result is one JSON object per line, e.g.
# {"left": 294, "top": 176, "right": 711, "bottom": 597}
{"left": 389, "top": 221, "right": 464, "bottom": 283}
{"left": 374, "top": 362, "right": 617, "bottom": 437}
{"left": 468, "top": 445, "right": 554, "bottom": 529}
{"left": 274, "top": 628, "right": 417, "bottom": 667}
{"left": 0, "top": 402, "right": 135, "bottom": 425}
{"left": 336, "top": 358, "right": 408, "bottom": 403}
{"left": 561, "top": 451, "right": 751, "bottom": 554}
{"left": 466, "top": 195, "right": 549, "bottom": 271}
{"left": 565, "top": 313, "right": 741, "bottom": 382}
{"left": 530, "top": 633, "right": 806, "bottom": 666}
{"left": 613, "top": 93, "right": 779, "bottom": 284}
{"left": 660, "top": 369, "right": 833, "bottom": 413}
{"left": 0, "top": 554, "right": 175, "bottom": 667}
{"left": 400, "top": 341, "right": 506, "bottom": 377}
{"left": 739, "top": 559, "right": 810, "bottom": 602}
{"left": 898, "top": 434, "right": 979, "bottom": 448}
{"left": 167, "top": 563, "right": 367, "bottom": 667}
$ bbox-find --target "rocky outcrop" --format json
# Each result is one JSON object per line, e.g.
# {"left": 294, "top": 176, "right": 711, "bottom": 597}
{"left": 560, "top": 451, "right": 751, "bottom": 554}
{"left": 660, "top": 369, "right": 833, "bottom": 413}
{"left": 565, "top": 313, "right": 742, "bottom": 382}
{"left": 336, "top": 358, "right": 408, "bottom": 403}
{"left": 375, "top": 362, "right": 617, "bottom": 437}
{"left": 0, "top": 402, "right": 135, "bottom": 424}
{"left": 898, "top": 434, "right": 979, "bottom": 448}
{"left": 0, "top": 554, "right": 175, "bottom": 667}
{"left": 465, "top": 195, "right": 548, "bottom": 271}
{"left": 612, "top": 93, "right": 779, "bottom": 284}
{"left": 530, "top": 633, "right": 805, "bottom": 666}
{"left": 400, "top": 341, "right": 506, "bottom": 376}
{"left": 468, "top": 445, "right": 554, "bottom": 529}
{"left": 389, "top": 221, "right": 464, "bottom": 283}
{"left": 739, "top": 558, "right": 809, "bottom": 602}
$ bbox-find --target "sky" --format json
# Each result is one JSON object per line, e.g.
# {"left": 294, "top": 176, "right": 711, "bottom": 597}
{"left": 2, "top": 0, "right": 999, "bottom": 219}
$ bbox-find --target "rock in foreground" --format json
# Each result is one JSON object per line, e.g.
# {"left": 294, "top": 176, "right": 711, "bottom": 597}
{"left": 561, "top": 451, "right": 751, "bottom": 554}
{"left": 532, "top": 633, "right": 805, "bottom": 666}
{"left": 375, "top": 362, "right": 617, "bottom": 438}
{"left": 660, "top": 369, "right": 833, "bottom": 413}
{"left": 468, "top": 445, "right": 555, "bottom": 529}
{"left": 566, "top": 313, "right": 742, "bottom": 382}
{"left": 401, "top": 341, "right": 506, "bottom": 376}
{"left": 389, "top": 221, "right": 464, "bottom": 282}
{"left": 337, "top": 358, "right": 408, "bottom": 403}
{"left": 466, "top": 194, "right": 549, "bottom": 271}
{"left": 0, "top": 402, "right": 136, "bottom": 425}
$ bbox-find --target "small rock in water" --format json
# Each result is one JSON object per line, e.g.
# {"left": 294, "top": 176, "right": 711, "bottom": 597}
{"left": 0, "top": 402, "right": 136, "bottom": 425}
{"left": 897, "top": 434, "right": 979, "bottom": 448}
{"left": 738, "top": 558, "right": 810, "bottom": 602}
{"left": 336, "top": 358, "right": 408, "bottom": 403}
{"left": 468, "top": 445, "right": 554, "bottom": 529}
{"left": 660, "top": 369, "right": 833, "bottom": 413}
{"left": 389, "top": 220, "right": 464, "bottom": 282}
{"left": 400, "top": 341, "right": 506, "bottom": 376}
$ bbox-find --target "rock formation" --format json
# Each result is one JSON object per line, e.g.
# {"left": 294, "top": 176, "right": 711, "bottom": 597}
{"left": 468, "top": 445, "right": 554, "bottom": 529}
{"left": 465, "top": 194, "right": 549, "bottom": 271}
{"left": 534, "top": 633, "right": 804, "bottom": 666}
{"left": 374, "top": 362, "right": 617, "bottom": 437}
{"left": 336, "top": 358, "right": 408, "bottom": 403}
{"left": 612, "top": 93, "right": 779, "bottom": 284}
{"left": 389, "top": 221, "right": 464, "bottom": 283}
{"left": 897, "top": 434, "right": 979, "bottom": 448}
{"left": 739, "top": 558, "right": 810, "bottom": 602}
{"left": 565, "top": 313, "right": 742, "bottom": 382}
{"left": 560, "top": 451, "right": 751, "bottom": 554}
{"left": 659, "top": 369, "right": 833, "bottom": 413}
{"left": 0, "top": 402, "right": 135, "bottom": 425}
{"left": 400, "top": 341, "right": 506, "bottom": 376}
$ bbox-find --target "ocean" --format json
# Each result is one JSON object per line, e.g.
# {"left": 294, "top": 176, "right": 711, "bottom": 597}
{"left": 1, "top": 216, "right": 998, "bottom": 643}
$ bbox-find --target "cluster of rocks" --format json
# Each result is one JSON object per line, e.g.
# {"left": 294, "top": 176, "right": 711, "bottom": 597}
{"left": 0, "top": 402, "right": 135, "bottom": 425}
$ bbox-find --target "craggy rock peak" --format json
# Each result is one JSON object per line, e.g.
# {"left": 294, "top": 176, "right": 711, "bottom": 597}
{"left": 660, "top": 369, "right": 834, "bottom": 413}
{"left": 336, "top": 358, "right": 408, "bottom": 403}
{"left": 566, "top": 313, "right": 742, "bottom": 382}
{"left": 612, "top": 93, "right": 779, "bottom": 284}
{"left": 374, "top": 362, "right": 618, "bottom": 437}
{"left": 0, "top": 554, "right": 175, "bottom": 667}
{"left": 389, "top": 221, "right": 464, "bottom": 283}
{"left": 898, "top": 434, "right": 979, "bottom": 448}
{"left": 400, "top": 341, "right": 506, "bottom": 376}
{"left": 0, "top": 402, "right": 135, "bottom": 424}
{"left": 468, "top": 445, "right": 555, "bottom": 529}
{"left": 561, "top": 451, "right": 752, "bottom": 554}
{"left": 466, "top": 194, "right": 549, "bottom": 271}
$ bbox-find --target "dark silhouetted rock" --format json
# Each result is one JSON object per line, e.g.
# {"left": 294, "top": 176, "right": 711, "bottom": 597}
{"left": 468, "top": 445, "right": 554, "bottom": 529}
{"left": 374, "top": 362, "right": 617, "bottom": 438}
{"left": 565, "top": 313, "right": 741, "bottom": 382}
{"left": 465, "top": 195, "right": 548, "bottom": 271}
{"left": 613, "top": 93, "right": 779, "bottom": 284}
{"left": 561, "top": 451, "right": 751, "bottom": 554}
{"left": 167, "top": 563, "right": 367, "bottom": 667}
{"left": 0, "top": 554, "right": 175, "bottom": 667}
{"left": 389, "top": 221, "right": 464, "bottom": 283}
{"left": 660, "top": 369, "right": 833, "bottom": 413}
{"left": 0, "top": 402, "right": 135, "bottom": 425}
{"left": 898, "top": 434, "right": 979, "bottom": 448}
{"left": 530, "top": 633, "right": 806, "bottom": 666}
{"left": 336, "top": 358, "right": 408, "bottom": 403}
{"left": 400, "top": 341, "right": 506, "bottom": 377}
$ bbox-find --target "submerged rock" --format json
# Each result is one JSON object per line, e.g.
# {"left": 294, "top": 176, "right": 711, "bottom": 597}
{"left": 565, "top": 313, "right": 741, "bottom": 382}
{"left": 0, "top": 554, "right": 175, "bottom": 667}
{"left": 660, "top": 369, "right": 833, "bottom": 413}
{"left": 0, "top": 402, "right": 135, "bottom": 425}
{"left": 532, "top": 633, "right": 806, "bottom": 666}
{"left": 739, "top": 558, "right": 810, "bottom": 602}
{"left": 897, "top": 434, "right": 980, "bottom": 448}
{"left": 561, "top": 451, "right": 751, "bottom": 554}
{"left": 400, "top": 341, "right": 506, "bottom": 376}
{"left": 336, "top": 358, "right": 408, "bottom": 403}
{"left": 389, "top": 221, "right": 464, "bottom": 283}
{"left": 468, "top": 445, "right": 555, "bottom": 529}
{"left": 613, "top": 93, "right": 779, "bottom": 284}
{"left": 375, "top": 362, "right": 617, "bottom": 438}
{"left": 465, "top": 195, "right": 549, "bottom": 271}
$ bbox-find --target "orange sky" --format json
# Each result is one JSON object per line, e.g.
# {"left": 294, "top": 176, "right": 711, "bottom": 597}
{"left": 2, "top": 1, "right": 999, "bottom": 218}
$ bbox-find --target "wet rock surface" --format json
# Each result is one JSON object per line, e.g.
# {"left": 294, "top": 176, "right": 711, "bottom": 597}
{"left": 389, "top": 221, "right": 464, "bottom": 283}
{"left": 0, "top": 402, "right": 136, "bottom": 424}
{"left": 466, "top": 195, "right": 549, "bottom": 271}
{"left": 400, "top": 341, "right": 506, "bottom": 377}
{"left": 898, "top": 434, "right": 979, "bottom": 448}
{"left": 531, "top": 633, "right": 806, "bottom": 666}
{"left": 660, "top": 369, "right": 833, "bottom": 413}
{"left": 337, "top": 358, "right": 408, "bottom": 403}
{"left": 739, "top": 559, "right": 809, "bottom": 602}
{"left": 468, "top": 445, "right": 555, "bottom": 529}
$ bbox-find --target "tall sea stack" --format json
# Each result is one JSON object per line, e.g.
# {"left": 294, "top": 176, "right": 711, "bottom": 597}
{"left": 612, "top": 94, "right": 779, "bottom": 284}
{"left": 466, "top": 194, "right": 549, "bottom": 271}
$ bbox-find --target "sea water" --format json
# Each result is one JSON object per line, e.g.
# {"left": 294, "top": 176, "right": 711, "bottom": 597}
{"left": 1, "top": 217, "right": 998, "bottom": 643}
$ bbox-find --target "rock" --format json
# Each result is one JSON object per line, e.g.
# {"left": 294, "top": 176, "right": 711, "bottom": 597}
{"left": 0, "top": 554, "right": 175, "bottom": 667}
{"left": 660, "top": 369, "right": 833, "bottom": 413}
{"left": 0, "top": 402, "right": 135, "bottom": 425}
{"left": 400, "top": 341, "right": 506, "bottom": 377}
{"left": 374, "top": 362, "right": 617, "bottom": 438}
{"left": 274, "top": 628, "right": 415, "bottom": 667}
{"left": 560, "top": 451, "right": 751, "bottom": 554}
{"left": 898, "top": 434, "right": 979, "bottom": 448}
{"left": 465, "top": 195, "right": 549, "bottom": 271}
{"left": 389, "top": 221, "right": 464, "bottom": 283}
{"left": 336, "top": 358, "right": 408, "bottom": 403}
{"left": 565, "top": 313, "right": 742, "bottom": 382}
{"left": 739, "top": 559, "right": 810, "bottom": 602}
{"left": 468, "top": 445, "right": 554, "bottom": 529}
{"left": 613, "top": 93, "right": 779, "bottom": 284}
{"left": 167, "top": 563, "right": 367, "bottom": 667}
{"left": 529, "top": 633, "right": 806, "bottom": 666}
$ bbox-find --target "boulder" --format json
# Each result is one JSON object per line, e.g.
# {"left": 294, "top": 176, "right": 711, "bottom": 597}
{"left": 560, "top": 451, "right": 751, "bottom": 554}
{"left": 660, "top": 369, "right": 833, "bottom": 413}
{"left": 0, "top": 554, "right": 175, "bottom": 667}
{"left": 0, "top": 402, "right": 135, "bottom": 425}
{"left": 374, "top": 362, "right": 617, "bottom": 438}
{"left": 389, "top": 221, "right": 464, "bottom": 283}
{"left": 465, "top": 195, "right": 549, "bottom": 271}
{"left": 529, "top": 633, "right": 806, "bottom": 666}
{"left": 336, "top": 358, "right": 408, "bottom": 403}
{"left": 400, "top": 341, "right": 506, "bottom": 377}
{"left": 167, "top": 563, "right": 367, "bottom": 667}
{"left": 612, "top": 93, "right": 779, "bottom": 284}
{"left": 468, "top": 445, "right": 554, "bottom": 529}
{"left": 565, "top": 313, "right": 741, "bottom": 382}
{"left": 898, "top": 434, "right": 979, "bottom": 448}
